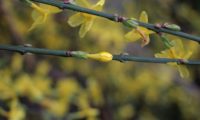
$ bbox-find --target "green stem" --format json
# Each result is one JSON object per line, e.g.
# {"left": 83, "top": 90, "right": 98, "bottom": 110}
{"left": 112, "top": 55, "right": 200, "bottom": 65}
{"left": 0, "top": 45, "right": 199, "bottom": 65}
{"left": 29, "top": 0, "right": 200, "bottom": 43}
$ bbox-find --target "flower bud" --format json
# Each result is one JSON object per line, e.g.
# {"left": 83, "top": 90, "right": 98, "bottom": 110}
{"left": 122, "top": 19, "right": 139, "bottom": 28}
{"left": 87, "top": 52, "right": 113, "bottom": 62}
{"left": 164, "top": 24, "right": 181, "bottom": 31}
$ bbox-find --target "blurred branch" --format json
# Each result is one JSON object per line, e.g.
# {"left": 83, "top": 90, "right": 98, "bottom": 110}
{"left": 0, "top": 1, "right": 23, "bottom": 44}
{"left": 29, "top": 0, "right": 200, "bottom": 43}
{"left": 0, "top": 44, "right": 200, "bottom": 65}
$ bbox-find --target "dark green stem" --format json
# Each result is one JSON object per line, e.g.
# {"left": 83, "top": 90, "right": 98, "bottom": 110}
{"left": 0, "top": 45, "right": 68, "bottom": 57}
{"left": 29, "top": 0, "right": 200, "bottom": 43}
{"left": 0, "top": 45, "right": 200, "bottom": 65}
{"left": 113, "top": 55, "right": 200, "bottom": 65}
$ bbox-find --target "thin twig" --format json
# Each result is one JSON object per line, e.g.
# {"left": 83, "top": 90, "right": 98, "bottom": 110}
{"left": 0, "top": 45, "right": 199, "bottom": 65}
{"left": 29, "top": 0, "right": 200, "bottom": 43}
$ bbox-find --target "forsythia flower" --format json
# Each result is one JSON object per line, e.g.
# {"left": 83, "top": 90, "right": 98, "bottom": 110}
{"left": 125, "top": 11, "right": 154, "bottom": 47}
{"left": 28, "top": 1, "right": 61, "bottom": 31}
{"left": 155, "top": 39, "right": 193, "bottom": 78}
{"left": 68, "top": 0, "right": 105, "bottom": 38}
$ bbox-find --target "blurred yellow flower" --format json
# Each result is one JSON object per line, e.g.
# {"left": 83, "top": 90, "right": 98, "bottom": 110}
{"left": 8, "top": 99, "right": 25, "bottom": 120}
{"left": 14, "top": 74, "right": 44, "bottom": 101}
{"left": 125, "top": 11, "right": 154, "bottom": 47}
{"left": 33, "top": 77, "right": 51, "bottom": 96}
{"left": 28, "top": 1, "right": 61, "bottom": 31}
{"left": 0, "top": 80, "right": 15, "bottom": 100}
{"left": 68, "top": 0, "right": 105, "bottom": 38}
{"left": 56, "top": 78, "right": 80, "bottom": 99}
{"left": 42, "top": 99, "right": 69, "bottom": 117}
{"left": 118, "top": 104, "right": 134, "bottom": 119}
{"left": 155, "top": 39, "right": 193, "bottom": 78}
{"left": 87, "top": 78, "right": 104, "bottom": 105}
{"left": 35, "top": 61, "right": 51, "bottom": 76}
{"left": 11, "top": 54, "right": 23, "bottom": 73}
{"left": 70, "top": 92, "right": 99, "bottom": 120}
{"left": 72, "top": 108, "right": 99, "bottom": 120}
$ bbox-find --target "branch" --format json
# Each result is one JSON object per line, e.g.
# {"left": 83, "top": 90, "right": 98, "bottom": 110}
{"left": 0, "top": 45, "right": 200, "bottom": 65}
{"left": 29, "top": 0, "right": 200, "bottom": 43}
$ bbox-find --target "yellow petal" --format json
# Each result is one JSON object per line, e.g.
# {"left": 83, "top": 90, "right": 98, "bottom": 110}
{"left": 93, "top": 0, "right": 105, "bottom": 11}
{"left": 177, "top": 65, "right": 190, "bottom": 78}
{"left": 28, "top": 16, "right": 44, "bottom": 31}
{"left": 139, "top": 26, "right": 154, "bottom": 35}
{"left": 30, "top": 2, "right": 45, "bottom": 14}
{"left": 155, "top": 53, "right": 167, "bottom": 58}
{"left": 125, "top": 30, "right": 141, "bottom": 42}
{"left": 40, "top": 4, "right": 61, "bottom": 13}
{"left": 29, "top": 3, "right": 60, "bottom": 31}
{"left": 68, "top": 13, "right": 85, "bottom": 27}
{"left": 79, "top": 19, "right": 94, "bottom": 38}
{"left": 96, "top": 0, "right": 105, "bottom": 6}
{"left": 183, "top": 51, "right": 193, "bottom": 59}
{"left": 172, "top": 39, "right": 184, "bottom": 56}
{"left": 75, "top": 0, "right": 90, "bottom": 7}
{"left": 138, "top": 11, "right": 154, "bottom": 34}
{"left": 32, "top": 10, "right": 40, "bottom": 21}
{"left": 139, "top": 11, "right": 148, "bottom": 23}
{"left": 141, "top": 35, "right": 150, "bottom": 47}
{"left": 9, "top": 99, "right": 25, "bottom": 120}
{"left": 174, "top": 39, "right": 184, "bottom": 51}
{"left": 166, "top": 47, "right": 177, "bottom": 58}
{"left": 155, "top": 49, "right": 173, "bottom": 58}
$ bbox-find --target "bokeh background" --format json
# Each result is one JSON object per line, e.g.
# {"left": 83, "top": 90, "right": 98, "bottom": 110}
{"left": 0, "top": 0, "right": 200, "bottom": 120}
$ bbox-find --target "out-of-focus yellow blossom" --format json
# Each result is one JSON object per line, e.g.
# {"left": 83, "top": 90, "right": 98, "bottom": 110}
{"left": 89, "top": 20, "right": 125, "bottom": 50}
{"left": 125, "top": 11, "right": 154, "bottom": 47}
{"left": 35, "top": 61, "right": 51, "bottom": 76}
{"left": 14, "top": 74, "right": 44, "bottom": 101}
{"left": 42, "top": 99, "right": 69, "bottom": 117}
{"left": 11, "top": 54, "right": 23, "bottom": 73}
{"left": 0, "top": 80, "right": 15, "bottom": 100}
{"left": 118, "top": 104, "right": 135, "bottom": 119}
{"left": 118, "top": 72, "right": 155, "bottom": 99}
{"left": 155, "top": 39, "right": 193, "bottom": 78}
{"left": 56, "top": 78, "right": 80, "bottom": 99}
{"left": 72, "top": 92, "right": 99, "bottom": 120}
{"left": 33, "top": 76, "right": 51, "bottom": 96}
{"left": 38, "top": 18, "right": 70, "bottom": 49}
{"left": 8, "top": 99, "right": 25, "bottom": 120}
{"left": 28, "top": 1, "right": 61, "bottom": 31}
{"left": 71, "top": 108, "right": 99, "bottom": 120}
{"left": 87, "top": 51, "right": 113, "bottom": 62}
{"left": 87, "top": 78, "right": 104, "bottom": 105}
{"left": 144, "top": 87, "right": 159, "bottom": 103}
{"left": 68, "top": 0, "right": 105, "bottom": 38}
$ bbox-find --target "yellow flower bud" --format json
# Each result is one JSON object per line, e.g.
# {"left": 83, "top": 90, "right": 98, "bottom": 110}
{"left": 87, "top": 52, "right": 113, "bottom": 62}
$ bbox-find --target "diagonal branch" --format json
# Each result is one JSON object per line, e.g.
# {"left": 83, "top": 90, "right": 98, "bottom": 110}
{"left": 29, "top": 0, "right": 200, "bottom": 43}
